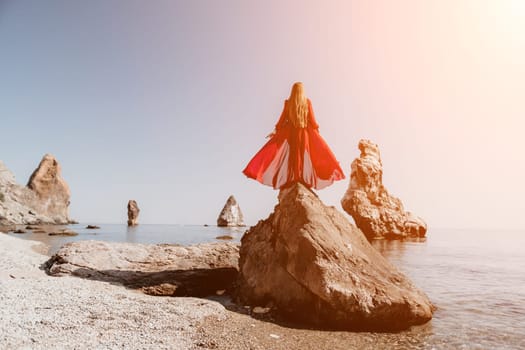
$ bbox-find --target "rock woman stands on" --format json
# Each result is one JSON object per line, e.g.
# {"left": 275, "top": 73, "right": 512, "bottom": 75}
{"left": 243, "top": 82, "right": 345, "bottom": 190}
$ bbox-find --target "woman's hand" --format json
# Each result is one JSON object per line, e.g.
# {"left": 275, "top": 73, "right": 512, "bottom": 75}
{"left": 266, "top": 130, "right": 276, "bottom": 139}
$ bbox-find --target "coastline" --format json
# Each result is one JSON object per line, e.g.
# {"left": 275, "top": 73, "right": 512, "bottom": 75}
{"left": 3, "top": 230, "right": 524, "bottom": 349}
{"left": 0, "top": 232, "right": 227, "bottom": 349}
{"left": 0, "top": 231, "right": 436, "bottom": 350}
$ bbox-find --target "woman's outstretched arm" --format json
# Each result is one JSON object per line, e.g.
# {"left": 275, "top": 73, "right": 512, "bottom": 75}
{"left": 267, "top": 100, "right": 288, "bottom": 138}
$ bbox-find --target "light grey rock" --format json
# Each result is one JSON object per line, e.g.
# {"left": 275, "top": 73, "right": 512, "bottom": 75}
{"left": 217, "top": 195, "right": 245, "bottom": 227}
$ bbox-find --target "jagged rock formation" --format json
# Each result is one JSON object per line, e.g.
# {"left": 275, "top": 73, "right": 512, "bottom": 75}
{"left": 236, "top": 183, "right": 434, "bottom": 332}
{"left": 46, "top": 241, "right": 240, "bottom": 297}
{"left": 27, "top": 154, "right": 71, "bottom": 222}
{"left": 0, "top": 155, "right": 71, "bottom": 226}
{"left": 217, "top": 195, "right": 245, "bottom": 227}
{"left": 341, "top": 140, "right": 427, "bottom": 240}
{"left": 127, "top": 200, "right": 140, "bottom": 226}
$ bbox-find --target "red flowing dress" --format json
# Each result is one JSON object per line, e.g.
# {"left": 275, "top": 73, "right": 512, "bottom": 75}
{"left": 243, "top": 99, "right": 345, "bottom": 190}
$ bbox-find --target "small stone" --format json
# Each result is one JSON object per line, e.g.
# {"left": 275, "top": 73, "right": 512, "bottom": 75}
{"left": 216, "top": 235, "right": 233, "bottom": 240}
{"left": 269, "top": 334, "right": 280, "bottom": 339}
{"left": 48, "top": 230, "right": 78, "bottom": 236}
{"left": 252, "top": 307, "right": 270, "bottom": 314}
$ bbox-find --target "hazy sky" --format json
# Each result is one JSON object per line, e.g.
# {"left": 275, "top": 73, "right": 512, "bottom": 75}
{"left": 1, "top": 1, "right": 524, "bottom": 229}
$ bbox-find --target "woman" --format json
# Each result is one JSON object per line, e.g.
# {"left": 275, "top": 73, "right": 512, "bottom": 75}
{"left": 243, "top": 82, "right": 345, "bottom": 190}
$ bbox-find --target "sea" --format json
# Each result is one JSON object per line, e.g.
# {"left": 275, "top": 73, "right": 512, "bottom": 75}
{"left": 8, "top": 225, "right": 525, "bottom": 349}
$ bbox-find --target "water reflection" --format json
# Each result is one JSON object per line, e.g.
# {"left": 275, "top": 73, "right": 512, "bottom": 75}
{"left": 6, "top": 223, "right": 246, "bottom": 255}
{"left": 126, "top": 225, "right": 139, "bottom": 243}
{"left": 371, "top": 237, "right": 426, "bottom": 261}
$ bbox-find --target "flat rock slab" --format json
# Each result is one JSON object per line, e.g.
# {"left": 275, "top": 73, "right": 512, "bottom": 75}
{"left": 46, "top": 241, "right": 239, "bottom": 297}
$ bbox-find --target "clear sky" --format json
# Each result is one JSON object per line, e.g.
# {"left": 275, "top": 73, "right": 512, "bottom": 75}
{"left": 1, "top": 1, "right": 524, "bottom": 229}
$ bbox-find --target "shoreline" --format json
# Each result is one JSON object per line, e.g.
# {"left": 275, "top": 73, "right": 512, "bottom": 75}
{"left": 0, "top": 231, "right": 439, "bottom": 350}
{"left": 0, "top": 232, "right": 229, "bottom": 349}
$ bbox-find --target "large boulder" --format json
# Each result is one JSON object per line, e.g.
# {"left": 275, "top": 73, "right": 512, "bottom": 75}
{"left": 0, "top": 155, "right": 72, "bottom": 226}
{"left": 236, "top": 183, "right": 434, "bottom": 331}
{"left": 46, "top": 240, "right": 240, "bottom": 297}
{"left": 217, "top": 195, "right": 245, "bottom": 227}
{"left": 27, "top": 154, "right": 71, "bottom": 223}
{"left": 341, "top": 140, "right": 427, "bottom": 240}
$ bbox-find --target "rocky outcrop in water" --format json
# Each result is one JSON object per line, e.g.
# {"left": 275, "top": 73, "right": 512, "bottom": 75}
{"left": 236, "top": 183, "right": 434, "bottom": 331}
{"left": 341, "top": 140, "right": 427, "bottom": 240}
{"left": 217, "top": 195, "right": 245, "bottom": 227}
{"left": 127, "top": 200, "right": 140, "bottom": 226}
{"left": 0, "top": 155, "right": 72, "bottom": 226}
{"left": 46, "top": 241, "right": 240, "bottom": 297}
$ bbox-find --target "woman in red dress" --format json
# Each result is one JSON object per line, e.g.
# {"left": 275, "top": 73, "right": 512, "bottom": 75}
{"left": 243, "top": 82, "right": 345, "bottom": 190}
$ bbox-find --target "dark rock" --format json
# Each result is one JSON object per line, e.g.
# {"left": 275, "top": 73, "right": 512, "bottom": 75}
{"left": 236, "top": 183, "right": 434, "bottom": 332}
{"left": 48, "top": 229, "right": 78, "bottom": 236}
{"left": 216, "top": 235, "right": 234, "bottom": 240}
{"left": 86, "top": 225, "right": 100, "bottom": 229}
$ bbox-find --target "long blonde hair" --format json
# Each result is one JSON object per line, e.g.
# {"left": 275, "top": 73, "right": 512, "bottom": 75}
{"left": 287, "top": 82, "right": 308, "bottom": 128}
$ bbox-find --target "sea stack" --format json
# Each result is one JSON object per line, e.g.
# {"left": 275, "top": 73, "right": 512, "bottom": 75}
{"left": 236, "top": 183, "right": 434, "bottom": 331}
{"left": 217, "top": 195, "right": 245, "bottom": 227}
{"left": 127, "top": 200, "right": 140, "bottom": 226}
{"left": 341, "top": 140, "right": 427, "bottom": 240}
{"left": 27, "top": 154, "right": 71, "bottom": 222}
{"left": 0, "top": 155, "right": 72, "bottom": 225}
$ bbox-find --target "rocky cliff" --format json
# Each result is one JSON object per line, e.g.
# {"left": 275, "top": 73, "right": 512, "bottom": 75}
{"left": 0, "top": 155, "right": 71, "bottom": 226}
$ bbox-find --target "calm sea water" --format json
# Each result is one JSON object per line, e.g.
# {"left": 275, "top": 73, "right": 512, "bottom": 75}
{"left": 8, "top": 226, "right": 525, "bottom": 349}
